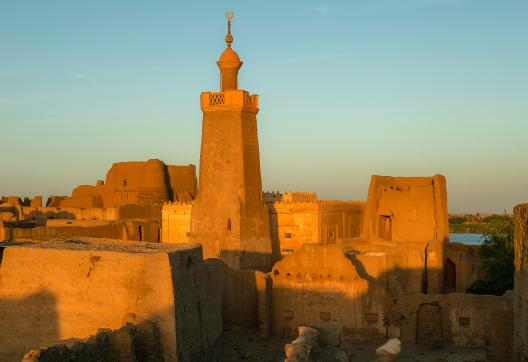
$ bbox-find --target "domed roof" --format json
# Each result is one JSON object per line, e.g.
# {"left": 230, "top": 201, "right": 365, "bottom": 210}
{"left": 218, "top": 47, "right": 241, "bottom": 67}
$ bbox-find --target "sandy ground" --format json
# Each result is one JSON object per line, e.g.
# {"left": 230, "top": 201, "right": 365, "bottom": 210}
{"left": 199, "top": 326, "right": 488, "bottom": 362}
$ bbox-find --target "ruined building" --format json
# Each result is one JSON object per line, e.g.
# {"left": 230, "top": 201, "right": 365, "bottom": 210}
{"left": 265, "top": 192, "right": 365, "bottom": 255}
{"left": 163, "top": 192, "right": 365, "bottom": 258}
{"left": 0, "top": 13, "right": 520, "bottom": 362}
{"left": 66, "top": 159, "right": 196, "bottom": 208}
{"left": 0, "top": 160, "right": 196, "bottom": 244}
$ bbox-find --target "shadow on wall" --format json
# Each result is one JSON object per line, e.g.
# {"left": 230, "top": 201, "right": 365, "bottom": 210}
{"left": 269, "top": 245, "right": 513, "bottom": 361}
{"left": 0, "top": 289, "right": 59, "bottom": 361}
{"left": 267, "top": 221, "right": 282, "bottom": 264}
{"left": 23, "top": 315, "right": 165, "bottom": 361}
{"left": 217, "top": 249, "right": 275, "bottom": 273}
{"left": 1, "top": 293, "right": 217, "bottom": 362}
{"left": 25, "top": 210, "right": 77, "bottom": 226}
{"left": 0, "top": 243, "right": 223, "bottom": 362}
{"left": 167, "top": 251, "right": 224, "bottom": 361}
{"left": 0, "top": 205, "right": 21, "bottom": 219}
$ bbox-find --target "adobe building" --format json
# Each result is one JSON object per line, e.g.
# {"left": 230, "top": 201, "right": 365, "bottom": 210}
{"left": 360, "top": 175, "right": 449, "bottom": 243}
{"left": 270, "top": 175, "right": 451, "bottom": 342}
{"left": 66, "top": 159, "right": 196, "bottom": 208}
{"left": 0, "top": 195, "right": 163, "bottom": 244}
{"left": 0, "top": 238, "right": 222, "bottom": 361}
{"left": 189, "top": 14, "right": 273, "bottom": 272}
{"left": 265, "top": 191, "right": 365, "bottom": 255}
{"left": 269, "top": 175, "right": 512, "bottom": 360}
{"left": 0, "top": 160, "right": 196, "bottom": 244}
{"left": 162, "top": 201, "right": 193, "bottom": 244}
{"left": 162, "top": 192, "right": 366, "bottom": 257}
{"left": 358, "top": 174, "right": 449, "bottom": 292}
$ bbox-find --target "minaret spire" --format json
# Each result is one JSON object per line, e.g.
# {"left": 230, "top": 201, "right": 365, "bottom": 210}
{"left": 217, "top": 11, "right": 242, "bottom": 91}
{"left": 225, "top": 11, "right": 234, "bottom": 48}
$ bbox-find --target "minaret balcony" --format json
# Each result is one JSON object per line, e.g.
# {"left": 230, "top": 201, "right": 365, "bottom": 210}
{"left": 201, "top": 90, "right": 259, "bottom": 113}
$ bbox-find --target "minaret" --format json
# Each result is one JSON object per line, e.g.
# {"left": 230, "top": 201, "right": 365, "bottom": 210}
{"left": 190, "top": 12, "right": 273, "bottom": 272}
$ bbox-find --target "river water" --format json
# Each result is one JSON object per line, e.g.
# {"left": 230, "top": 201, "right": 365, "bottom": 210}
{"left": 449, "top": 233, "right": 484, "bottom": 245}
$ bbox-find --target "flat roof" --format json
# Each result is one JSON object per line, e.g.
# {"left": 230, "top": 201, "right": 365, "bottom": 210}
{"left": 0, "top": 237, "right": 200, "bottom": 254}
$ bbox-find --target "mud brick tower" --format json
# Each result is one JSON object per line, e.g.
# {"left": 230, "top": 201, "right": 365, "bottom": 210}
{"left": 191, "top": 12, "right": 273, "bottom": 271}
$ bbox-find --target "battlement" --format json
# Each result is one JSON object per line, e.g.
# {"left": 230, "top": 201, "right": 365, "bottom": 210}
{"left": 163, "top": 200, "right": 194, "bottom": 206}
{"left": 317, "top": 199, "right": 365, "bottom": 205}
{"left": 318, "top": 199, "right": 366, "bottom": 209}
{"left": 201, "top": 90, "right": 258, "bottom": 112}
{"left": 263, "top": 191, "right": 283, "bottom": 203}
{"left": 264, "top": 191, "right": 364, "bottom": 206}
{"left": 264, "top": 191, "right": 365, "bottom": 215}
{"left": 263, "top": 191, "right": 318, "bottom": 204}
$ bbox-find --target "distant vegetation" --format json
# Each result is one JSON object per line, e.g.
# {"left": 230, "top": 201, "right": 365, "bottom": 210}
{"left": 466, "top": 215, "right": 514, "bottom": 296}
{"left": 449, "top": 213, "right": 508, "bottom": 234}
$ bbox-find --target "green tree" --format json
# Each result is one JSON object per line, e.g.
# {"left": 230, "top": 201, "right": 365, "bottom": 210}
{"left": 449, "top": 217, "right": 466, "bottom": 224}
{"left": 466, "top": 215, "right": 514, "bottom": 296}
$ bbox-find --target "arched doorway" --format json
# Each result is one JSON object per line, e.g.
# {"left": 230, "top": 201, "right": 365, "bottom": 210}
{"left": 444, "top": 258, "right": 456, "bottom": 293}
{"left": 416, "top": 303, "right": 442, "bottom": 345}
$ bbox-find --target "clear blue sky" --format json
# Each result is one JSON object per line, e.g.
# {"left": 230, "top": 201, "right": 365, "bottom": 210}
{"left": 0, "top": 0, "right": 526, "bottom": 213}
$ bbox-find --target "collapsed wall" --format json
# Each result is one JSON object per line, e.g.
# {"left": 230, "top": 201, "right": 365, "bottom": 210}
{"left": 23, "top": 321, "right": 162, "bottom": 362}
{"left": 270, "top": 243, "right": 512, "bottom": 359}
{"left": 392, "top": 293, "right": 512, "bottom": 360}
{"left": 0, "top": 238, "right": 222, "bottom": 361}
{"left": 270, "top": 244, "right": 389, "bottom": 345}
{"left": 269, "top": 241, "right": 445, "bottom": 345}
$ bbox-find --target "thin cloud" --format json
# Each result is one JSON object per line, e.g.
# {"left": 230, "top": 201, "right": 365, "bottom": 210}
{"left": 313, "top": 5, "right": 330, "bottom": 14}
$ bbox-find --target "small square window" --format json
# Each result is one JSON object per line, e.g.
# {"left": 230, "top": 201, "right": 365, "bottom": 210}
{"left": 284, "top": 232, "right": 292, "bottom": 239}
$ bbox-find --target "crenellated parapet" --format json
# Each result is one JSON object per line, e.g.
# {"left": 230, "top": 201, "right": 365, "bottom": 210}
{"left": 318, "top": 199, "right": 366, "bottom": 211}
{"left": 318, "top": 199, "right": 365, "bottom": 206}
{"left": 264, "top": 191, "right": 365, "bottom": 208}
{"left": 283, "top": 191, "right": 318, "bottom": 203}
{"left": 263, "top": 191, "right": 318, "bottom": 204}
{"left": 163, "top": 200, "right": 194, "bottom": 206}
